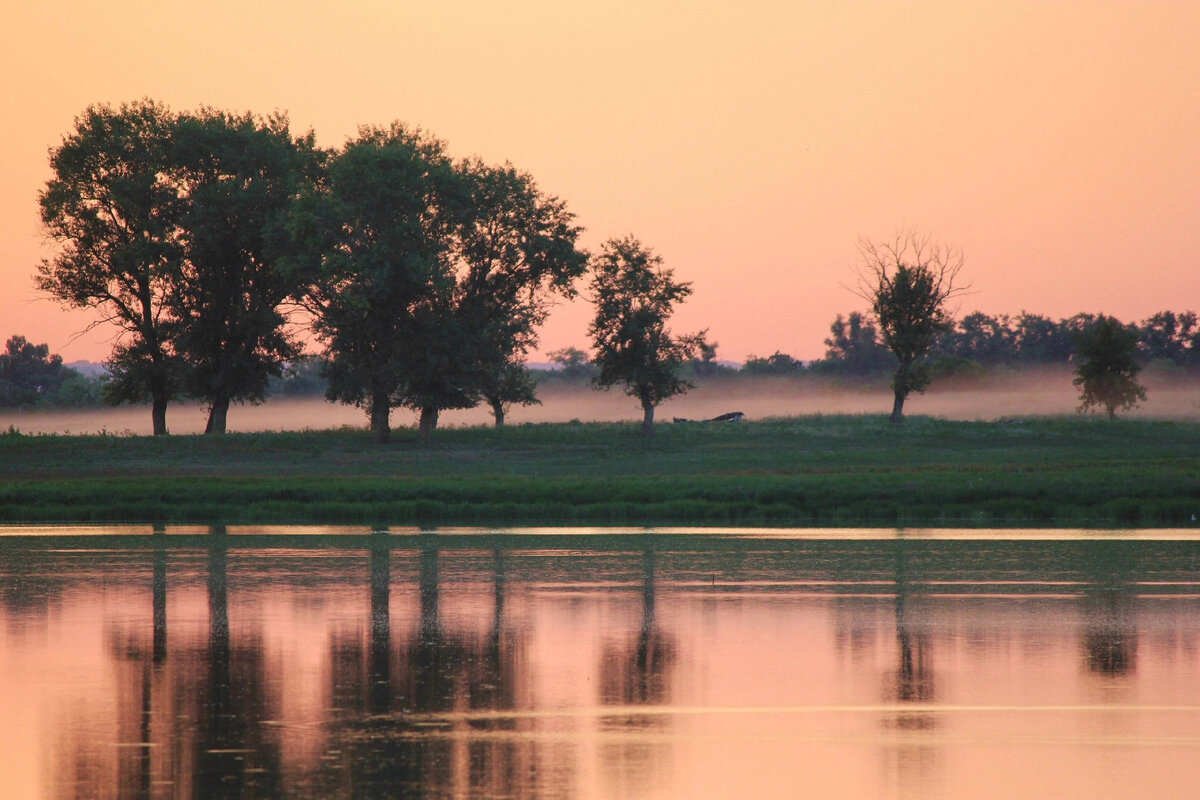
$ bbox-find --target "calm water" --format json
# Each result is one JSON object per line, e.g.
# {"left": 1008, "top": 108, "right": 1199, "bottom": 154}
{"left": 2, "top": 527, "right": 1199, "bottom": 799}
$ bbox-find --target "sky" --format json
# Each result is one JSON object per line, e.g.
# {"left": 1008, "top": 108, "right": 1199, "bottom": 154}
{"left": 2, "top": 0, "right": 1199, "bottom": 364}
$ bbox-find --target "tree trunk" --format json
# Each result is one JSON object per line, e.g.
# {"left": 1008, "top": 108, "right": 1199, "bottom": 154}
{"left": 370, "top": 391, "right": 391, "bottom": 443}
{"left": 419, "top": 406, "right": 439, "bottom": 440}
{"left": 205, "top": 396, "right": 230, "bottom": 435}
{"left": 489, "top": 398, "right": 506, "bottom": 427}
{"left": 889, "top": 389, "right": 906, "bottom": 423}
{"left": 641, "top": 397, "right": 655, "bottom": 435}
{"left": 151, "top": 395, "right": 168, "bottom": 436}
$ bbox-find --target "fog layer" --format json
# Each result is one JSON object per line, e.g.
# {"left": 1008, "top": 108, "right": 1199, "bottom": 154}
{"left": 3, "top": 369, "right": 1198, "bottom": 436}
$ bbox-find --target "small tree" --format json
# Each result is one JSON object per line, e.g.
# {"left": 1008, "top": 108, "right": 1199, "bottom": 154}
{"left": 1073, "top": 315, "right": 1146, "bottom": 420}
{"left": 588, "top": 237, "right": 707, "bottom": 434}
{"left": 481, "top": 361, "right": 541, "bottom": 426}
{"left": 855, "top": 230, "right": 966, "bottom": 422}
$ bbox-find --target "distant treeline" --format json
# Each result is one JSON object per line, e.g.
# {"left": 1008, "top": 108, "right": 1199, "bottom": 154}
{"left": 6, "top": 309, "right": 1196, "bottom": 409}
{"left": 742, "top": 309, "right": 1200, "bottom": 380}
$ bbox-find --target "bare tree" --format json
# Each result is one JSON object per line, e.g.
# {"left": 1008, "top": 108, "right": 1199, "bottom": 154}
{"left": 854, "top": 230, "right": 967, "bottom": 422}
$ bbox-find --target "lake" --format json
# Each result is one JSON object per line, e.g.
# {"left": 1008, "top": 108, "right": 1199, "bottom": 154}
{"left": 1, "top": 527, "right": 1198, "bottom": 798}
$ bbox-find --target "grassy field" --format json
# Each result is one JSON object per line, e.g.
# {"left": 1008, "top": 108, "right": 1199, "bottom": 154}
{"left": 2, "top": 414, "right": 1198, "bottom": 527}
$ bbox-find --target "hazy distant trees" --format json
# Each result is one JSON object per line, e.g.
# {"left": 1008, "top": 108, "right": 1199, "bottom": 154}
{"left": 1073, "top": 315, "right": 1146, "bottom": 420}
{"left": 855, "top": 231, "right": 966, "bottom": 422}
{"left": 0, "top": 336, "right": 67, "bottom": 406}
{"left": 0, "top": 336, "right": 104, "bottom": 408}
{"left": 588, "top": 237, "right": 708, "bottom": 434}
{"left": 546, "top": 347, "right": 597, "bottom": 381}
{"left": 1138, "top": 311, "right": 1199, "bottom": 367}
{"left": 741, "top": 351, "right": 804, "bottom": 376}
{"left": 38, "top": 100, "right": 184, "bottom": 434}
{"left": 814, "top": 311, "right": 894, "bottom": 375}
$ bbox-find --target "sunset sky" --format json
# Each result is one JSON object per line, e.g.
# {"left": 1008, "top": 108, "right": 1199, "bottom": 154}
{"left": 2, "top": 1, "right": 1198, "bottom": 364}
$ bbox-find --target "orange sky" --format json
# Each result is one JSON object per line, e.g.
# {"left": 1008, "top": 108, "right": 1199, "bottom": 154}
{"left": 2, "top": 1, "right": 1199, "bottom": 363}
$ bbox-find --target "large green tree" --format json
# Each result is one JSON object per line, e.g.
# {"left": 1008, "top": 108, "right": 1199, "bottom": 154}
{"left": 588, "top": 237, "right": 707, "bottom": 434}
{"left": 294, "top": 123, "right": 462, "bottom": 443}
{"left": 37, "top": 100, "right": 183, "bottom": 434}
{"left": 168, "top": 108, "right": 317, "bottom": 434}
{"left": 1073, "top": 315, "right": 1146, "bottom": 420}
{"left": 298, "top": 130, "right": 586, "bottom": 440}
{"left": 855, "top": 230, "right": 966, "bottom": 422}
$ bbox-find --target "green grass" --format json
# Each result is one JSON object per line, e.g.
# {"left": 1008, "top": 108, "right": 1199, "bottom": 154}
{"left": 2, "top": 415, "right": 1198, "bottom": 527}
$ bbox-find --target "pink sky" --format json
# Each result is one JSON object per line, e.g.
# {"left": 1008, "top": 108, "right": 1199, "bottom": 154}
{"left": 2, "top": 1, "right": 1199, "bottom": 363}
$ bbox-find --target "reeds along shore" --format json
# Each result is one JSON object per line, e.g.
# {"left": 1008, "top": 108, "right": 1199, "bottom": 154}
{"left": 2, "top": 415, "right": 1199, "bottom": 528}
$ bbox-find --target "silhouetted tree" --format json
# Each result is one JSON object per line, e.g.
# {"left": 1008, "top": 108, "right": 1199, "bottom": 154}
{"left": 588, "top": 237, "right": 707, "bottom": 434}
{"left": 298, "top": 130, "right": 585, "bottom": 441}
{"left": 855, "top": 230, "right": 966, "bottom": 422}
{"left": 37, "top": 100, "right": 184, "bottom": 434}
{"left": 1073, "top": 314, "right": 1146, "bottom": 420}
{"left": 415, "top": 158, "right": 585, "bottom": 435}
{"left": 481, "top": 361, "right": 540, "bottom": 427}
{"left": 0, "top": 336, "right": 72, "bottom": 406}
{"left": 168, "top": 108, "right": 316, "bottom": 434}
{"left": 293, "top": 123, "right": 462, "bottom": 443}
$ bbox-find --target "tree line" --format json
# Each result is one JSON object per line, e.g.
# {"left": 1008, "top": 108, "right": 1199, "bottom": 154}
{"left": 34, "top": 101, "right": 706, "bottom": 437}
{"left": 29, "top": 102, "right": 1187, "bottom": 430}
{"left": 735, "top": 308, "right": 1200, "bottom": 378}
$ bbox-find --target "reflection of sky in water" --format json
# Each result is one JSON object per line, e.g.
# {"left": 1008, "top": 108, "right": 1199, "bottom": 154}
{"left": 0, "top": 530, "right": 1198, "bottom": 799}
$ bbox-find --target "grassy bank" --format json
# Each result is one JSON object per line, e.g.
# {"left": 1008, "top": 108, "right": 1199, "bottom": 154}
{"left": 2, "top": 415, "right": 1198, "bottom": 527}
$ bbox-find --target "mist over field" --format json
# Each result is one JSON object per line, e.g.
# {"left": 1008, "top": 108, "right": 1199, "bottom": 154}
{"left": 2, "top": 368, "right": 1198, "bottom": 437}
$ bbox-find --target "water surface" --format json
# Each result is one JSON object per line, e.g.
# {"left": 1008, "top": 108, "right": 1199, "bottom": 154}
{"left": 2, "top": 527, "right": 1198, "bottom": 798}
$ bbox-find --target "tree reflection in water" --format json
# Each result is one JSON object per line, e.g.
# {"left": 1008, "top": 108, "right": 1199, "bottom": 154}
{"left": 1081, "top": 544, "right": 1138, "bottom": 678}
{"left": 597, "top": 546, "right": 676, "bottom": 798}
{"left": 195, "top": 525, "right": 282, "bottom": 798}
{"left": 332, "top": 536, "right": 559, "bottom": 799}
{"left": 2, "top": 532, "right": 1195, "bottom": 800}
